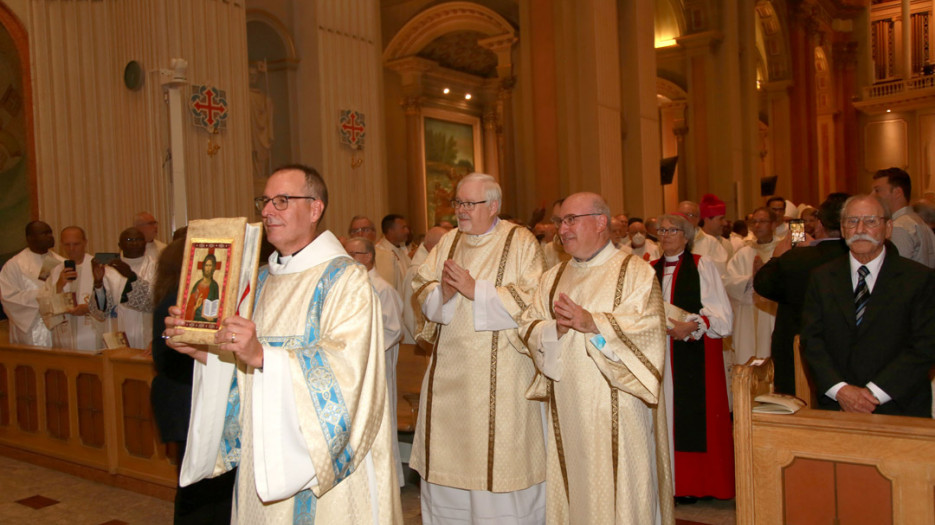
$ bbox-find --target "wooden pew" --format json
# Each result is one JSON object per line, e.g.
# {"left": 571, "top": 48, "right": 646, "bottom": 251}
{"left": 0, "top": 340, "right": 176, "bottom": 500}
{"left": 733, "top": 357, "right": 935, "bottom": 524}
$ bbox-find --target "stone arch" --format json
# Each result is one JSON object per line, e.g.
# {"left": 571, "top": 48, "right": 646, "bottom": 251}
{"left": 655, "top": 0, "right": 686, "bottom": 45}
{"left": 245, "top": 10, "right": 298, "bottom": 66}
{"left": 656, "top": 77, "right": 688, "bottom": 103}
{"left": 245, "top": 10, "right": 298, "bottom": 192}
{"left": 0, "top": 4, "right": 36, "bottom": 232}
{"left": 383, "top": 1, "right": 516, "bottom": 62}
{"left": 755, "top": 0, "right": 791, "bottom": 81}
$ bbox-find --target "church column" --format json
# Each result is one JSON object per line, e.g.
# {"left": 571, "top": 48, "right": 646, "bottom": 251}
{"left": 787, "top": 4, "right": 820, "bottom": 205}
{"left": 497, "top": 81, "right": 518, "bottom": 213}
{"left": 618, "top": 0, "right": 661, "bottom": 217}
{"left": 659, "top": 102, "right": 686, "bottom": 213}
{"left": 902, "top": 0, "right": 912, "bottom": 79}
{"left": 386, "top": 57, "right": 434, "bottom": 234}
{"left": 478, "top": 35, "right": 517, "bottom": 213}
{"left": 401, "top": 96, "right": 427, "bottom": 234}
{"left": 763, "top": 80, "right": 793, "bottom": 203}
{"left": 833, "top": 41, "right": 860, "bottom": 194}
{"left": 677, "top": 31, "right": 723, "bottom": 205}
{"left": 482, "top": 107, "right": 500, "bottom": 181}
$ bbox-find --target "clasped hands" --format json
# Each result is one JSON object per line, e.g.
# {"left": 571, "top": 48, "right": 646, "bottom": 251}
{"left": 553, "top": 293, "right": 597, "bottom": 338}
{"left": 441, "top": 260, "right": 476, "bottom": 302}
{"left": 836, "top": 384, "right": 880, "bottom": 414}
{"left": 164, "top": 306, "right": 264, "bottom": 368}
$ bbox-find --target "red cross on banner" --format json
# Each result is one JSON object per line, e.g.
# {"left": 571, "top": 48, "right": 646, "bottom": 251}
{"left": 339, "top": 109, "right": 366, "bottom": 149}
{"left": 190, "top": 85, "right": 229, "bottom": 132}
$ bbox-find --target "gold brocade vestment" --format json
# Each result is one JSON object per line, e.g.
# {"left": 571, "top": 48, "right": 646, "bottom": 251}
{"left": 518, "top": 243, "right": 674, "bottom": 525}
{"left": 234, "top": 256, "right": 401, "bottom": 523}
{"left": 411, "top": 221, "right": 547, "bottom": 492}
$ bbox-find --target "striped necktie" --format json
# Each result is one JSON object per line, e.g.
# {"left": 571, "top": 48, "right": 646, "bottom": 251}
{"left": 854, "top": 265, "right": 870, "bottom": 326}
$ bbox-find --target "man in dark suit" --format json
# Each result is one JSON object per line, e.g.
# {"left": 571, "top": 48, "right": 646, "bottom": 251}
{"left": 802, "top": 195, "right": 935, "bottom": 417}
{"left": 754, "top": 193, "right": 849, "bottom": 394}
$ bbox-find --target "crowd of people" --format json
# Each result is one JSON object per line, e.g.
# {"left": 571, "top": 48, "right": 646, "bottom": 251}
{"left": 2, "top": 165, "right": 934, "bottom": 524}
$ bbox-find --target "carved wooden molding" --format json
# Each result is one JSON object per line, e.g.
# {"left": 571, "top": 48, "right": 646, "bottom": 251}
{"left": 383, "top": 1, "right": 516, "bottom": 62}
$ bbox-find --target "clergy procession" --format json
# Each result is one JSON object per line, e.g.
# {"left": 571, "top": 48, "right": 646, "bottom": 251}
{"left": 2, "top": 162, "right": 934, "bottom": 524}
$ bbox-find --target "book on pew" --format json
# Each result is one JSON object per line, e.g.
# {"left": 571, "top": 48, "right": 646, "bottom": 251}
{"left": 753, "top": 393, "right": 806, "bottom": 414}
{"left": 103, "top": 331, "right": 130, "bottom": 349}
{"left": 172, "top": 217, "right": 263, "bottom": 346}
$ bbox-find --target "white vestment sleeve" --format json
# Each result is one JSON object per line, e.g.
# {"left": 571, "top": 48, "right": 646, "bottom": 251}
{"left": 422, "top": 285, "right": 456, "bottom": 324}
{"left": 724, "top": 249, "right": 754, "bottom": 304}
{"left": 535, "top": 321, "right": 564, "bottom": 380}
{"left": 473, "top": 279, "right": 519, "bottom": 331}
{"left": 0, "top": 258, "right": 41, "bottom": 335}
{"left": 252, "top": 347, "right": 317, "bottom": 502}
{"left": 379, "top": 287, "right": 404, "bottom": 351}
{"left": 179, "top": 352, "right": 237, "bottom": 486}
{"left": 697, "top": 258, "right": 733, "bottom": 337}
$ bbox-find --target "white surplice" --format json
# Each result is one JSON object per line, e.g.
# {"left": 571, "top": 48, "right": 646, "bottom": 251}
{"left": 0, "top": 248, "right": 64, "bottom": 346}
{"left": 370, "top": 267, "right": 405, "bottom": 488}
{"left": 724, "top": 239, "right": 779, "bottom": 365}
{"left": 45, "top": 253, "right": 105, "bottom": 351}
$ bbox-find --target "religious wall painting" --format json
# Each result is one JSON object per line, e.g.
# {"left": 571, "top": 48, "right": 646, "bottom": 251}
{"left": 0, "top": 12, "right": 29, "bottom": 264}
{"left": 179, "top": 241, "right": 233, "bottom": 330}
{"left": 422, "top": 108, "right": 482, "bottom": 227}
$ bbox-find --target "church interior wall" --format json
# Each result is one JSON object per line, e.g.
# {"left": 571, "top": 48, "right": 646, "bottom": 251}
{"left": 21, "top": 0, "right": 253, "bottom": 254}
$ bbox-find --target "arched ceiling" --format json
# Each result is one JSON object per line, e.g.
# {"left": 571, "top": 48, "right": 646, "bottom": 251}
{"left": 417, "top": 30, "right": 498, "bottom": 78}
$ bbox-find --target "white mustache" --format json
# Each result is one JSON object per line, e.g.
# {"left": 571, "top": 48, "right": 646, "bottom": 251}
{"left": 846, "top": 233, "right": 881, "bottom": 247}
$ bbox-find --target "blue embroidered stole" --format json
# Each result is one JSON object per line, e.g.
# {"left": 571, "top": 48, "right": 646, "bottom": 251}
{"left": 225, "top": 260, "right": 357, "bottom": 524}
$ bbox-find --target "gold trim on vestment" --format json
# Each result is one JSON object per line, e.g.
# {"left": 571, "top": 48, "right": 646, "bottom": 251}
{"left": 611, "top": 388, "right": 619, "bottom": 501}
{"left": 522, "top": 319, "right": 542, "bottom": 349}
{"left": 603, "top": 313, "right": 663, "bottom": 382}
{"left": 506, "top": 283, "right": 526, "bottom": 311}
{"left": 423, "top": 330, "right": 441, "bottom": 478}
{"left": 548, "top": 261, "right": 569, "bottom": 319}
{"left": 613, "top": 254, "right": 633, "bottom": 309}
{"left": 422, "top": 230, "right": 462, "bottom": 478}
{"left": 549, "top": 382, "right": 570, "bottom": 502}
{"left": 484, "top": 225, "right": 519, "bottom": 491}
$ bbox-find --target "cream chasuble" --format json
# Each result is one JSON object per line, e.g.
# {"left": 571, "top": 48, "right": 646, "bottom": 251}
{"left": 518, "top": 243, "right": 674, "bottom": 525}
{"left": 724, "top": 239, "right": 779, "bottom": 365}
{"left": 180, "top": 231, "right": 402, "bottom": 524}
{"left": 411, "top": 221, "right": 547, "bottom": 493}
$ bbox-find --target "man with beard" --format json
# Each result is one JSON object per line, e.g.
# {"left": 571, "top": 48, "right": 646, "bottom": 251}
{"left": 802, "top": 195, "right": 935, "bottom": 417}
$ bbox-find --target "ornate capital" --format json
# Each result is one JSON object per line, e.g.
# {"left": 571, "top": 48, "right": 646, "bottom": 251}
{"left": 400, "top": 96, "right": 423, "bottom": 115}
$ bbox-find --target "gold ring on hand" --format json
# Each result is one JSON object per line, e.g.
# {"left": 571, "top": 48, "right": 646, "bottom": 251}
{"left": 231, "top": 332, "right": 237, "bottom": 344}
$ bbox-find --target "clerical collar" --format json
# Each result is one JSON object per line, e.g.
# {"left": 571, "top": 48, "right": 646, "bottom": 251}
{"left": 664, "top": 252, "right": 683, "bottom": 263}
{"left": 573, "top": 240, "right": 614, "bottom": 263}
{"left": 475, "top": 218, "right": 499, "bottom": 236}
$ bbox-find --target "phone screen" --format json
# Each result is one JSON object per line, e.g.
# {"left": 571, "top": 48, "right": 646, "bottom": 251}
{"left": 64, "top": 259, "right": 76, "bottom": 280}
{"left": 94, "top": 252, "right": 120, "bottom": 265}
{"left": 789, "top": 219, "right": 806, "bottom": 246}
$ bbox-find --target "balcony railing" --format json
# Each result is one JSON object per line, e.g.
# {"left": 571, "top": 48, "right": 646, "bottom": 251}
{"left": 863, "top": 75, "right": 935, "bottom": 99}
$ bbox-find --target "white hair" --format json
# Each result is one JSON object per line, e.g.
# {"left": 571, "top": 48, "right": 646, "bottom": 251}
{"left": 457, "top": 173, "right": 502, "bottom": 211}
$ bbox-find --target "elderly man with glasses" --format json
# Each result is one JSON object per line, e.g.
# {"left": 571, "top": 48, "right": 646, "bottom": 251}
{"left": 518, "top": 192, "right": 673, "bottom": 524}
{"left": 678, "top": 200, "right": 729, "bottom": 277}
{"left": 165, "top": 164, "right": 402, "bottom": 523}
{"left": 411, "top": 172, "right": 548, "bottom": 524}
{"left": 802, "top": 194, "right": 935, "bottom": 418}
